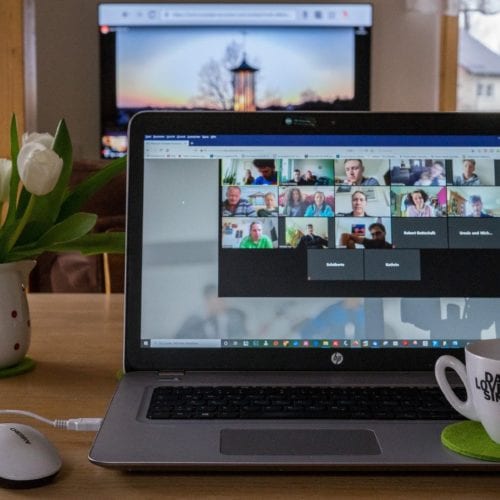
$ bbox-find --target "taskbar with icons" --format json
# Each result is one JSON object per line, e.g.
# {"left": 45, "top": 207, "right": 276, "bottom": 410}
{"left": 141, "top": 338, "right": 469, "bottom": 349}
{"left": 220, "top": 339, "right": 466, "bottom": 348}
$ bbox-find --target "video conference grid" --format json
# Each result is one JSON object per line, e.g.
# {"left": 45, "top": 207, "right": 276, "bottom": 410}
{"left": 219, "top": 157, "right": 500, "bottom": 252}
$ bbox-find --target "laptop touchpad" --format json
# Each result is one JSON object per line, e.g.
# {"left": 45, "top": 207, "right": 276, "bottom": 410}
{"left": 220, "top": 429, "right": 381, "bottom": 455}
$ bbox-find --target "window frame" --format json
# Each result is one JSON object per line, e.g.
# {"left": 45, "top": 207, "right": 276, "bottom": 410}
{"left": 439, "top": 14, "right": 459, "bottom": 111}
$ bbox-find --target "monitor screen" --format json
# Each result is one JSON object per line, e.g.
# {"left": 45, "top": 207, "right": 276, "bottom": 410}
{"left": 138, "top": 130, "right": 500, "bottom": 350}
{"left": 98, "top": 3, "right": 372, "bottom": 158}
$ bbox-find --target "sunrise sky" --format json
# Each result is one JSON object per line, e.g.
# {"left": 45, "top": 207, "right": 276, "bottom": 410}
{"left": 116, "top": 26, "right": 355, "bottom": 109}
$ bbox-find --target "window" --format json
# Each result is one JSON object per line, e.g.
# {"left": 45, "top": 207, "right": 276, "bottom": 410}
{"left": 456, "top": 2, "right": 500, "bottom": 110}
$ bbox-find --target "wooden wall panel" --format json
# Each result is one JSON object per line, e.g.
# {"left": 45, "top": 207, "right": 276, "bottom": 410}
{"left": 0, "top": 0, "right": 24, "bottom": 157}
{"left": 439, "top": 14, "right": 458, "bottom": 111}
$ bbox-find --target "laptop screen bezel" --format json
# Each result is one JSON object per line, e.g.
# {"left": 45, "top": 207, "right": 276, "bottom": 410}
{"left": 124, "top": 111, "right": 500, "bottom": 372}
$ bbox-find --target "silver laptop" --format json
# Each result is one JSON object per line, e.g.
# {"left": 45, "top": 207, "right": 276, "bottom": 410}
{"left": 89, "top": 111, "right": 500, "bottom": 470}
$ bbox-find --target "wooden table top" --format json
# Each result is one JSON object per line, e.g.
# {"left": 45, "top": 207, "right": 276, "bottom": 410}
{"left": 1, "top": 293, "right": 499, "bottom": 498}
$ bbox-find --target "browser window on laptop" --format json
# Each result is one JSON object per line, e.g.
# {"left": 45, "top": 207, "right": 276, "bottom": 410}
{"left": 139, "top": 132, "right": 500, "bottom": 351}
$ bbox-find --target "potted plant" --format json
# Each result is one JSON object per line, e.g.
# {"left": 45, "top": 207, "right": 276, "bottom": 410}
{"left": 0, "top": 116, "right": 125, "bottom": 371}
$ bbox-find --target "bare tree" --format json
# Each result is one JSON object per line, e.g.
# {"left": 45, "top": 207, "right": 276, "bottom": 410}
{"left": 196, "top": 40, "right": 244, "bottom": 109}
{"left": 197, "top": 59, "right": 232, "bottom": 109}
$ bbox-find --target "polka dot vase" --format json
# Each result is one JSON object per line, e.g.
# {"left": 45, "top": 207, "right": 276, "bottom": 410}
{"left": 0, "top": 260, "right": 36, "bottom": 369}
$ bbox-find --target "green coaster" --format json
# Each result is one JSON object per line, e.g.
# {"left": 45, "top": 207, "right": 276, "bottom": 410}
{"left": 0, "top": 357, "right": 36, "bottom": 379}
{"left": 442, "top": 421, "right": 500, "bottom": 462}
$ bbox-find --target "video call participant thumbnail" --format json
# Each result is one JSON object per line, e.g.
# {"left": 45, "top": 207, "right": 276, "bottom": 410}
{"left": 304, "top": 191, "right": 334, "bottom": 217}
{"left": 252, "top": 159, "right": 278, "bottom": 185}
{"left": 454, "top": 159, "right": 480, "bottom": 186}
{"left": 282, "top": 159, "right": 334, "bottom": 186}
{"left": 336, "top": 188, "right": 391, "bottom": 218}
{"left": 280, "top": 187, "right": 306, "bottom": 217}
{"left": 337, "top": 190, "right": 371, "bottom": 217}
{"left": 341, "top": 159, "right": 380, "bottom": 186}
{"left": 447, "top": 187, "right": 500, "bottom": 217}
{"left": 257, "top": 192, "right": 279, "bottom": 217}
{"left": 390, "top": 159, "right": 447, "bottom": 186}
{"left": 222, "top": 159, "right": 280, "bottom": 186}
{"left": 283, "top": 217, "right": 329, "bottom": 248}
{"left": 239, "top": 221, "right": 274, "bottom": 249}
{"left": 468, "top": 195, "right": 493, "bottom": 218}
{"left": 221, "top": 186, "right": 256, "bottom": 217}
{"left": 341, "top": 222, "right": 393, "bottom": 249}
{"left": 425, "top": 161, "right": 446, "bottom": 186}
{"left": 392, "top": 186, "right": 447, "bottom": 217}
{"left": 405, "top": 189, "right": 435, "bottom": 217}
{"left": 298, "top": 224, "right": 329, "bottom": 249}
{"left": 450, "top": 158, "right": 497, "bottom": 186}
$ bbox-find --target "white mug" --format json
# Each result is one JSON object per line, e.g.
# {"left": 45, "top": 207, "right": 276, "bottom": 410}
{"left": 435, "top": 338, "right": 500, "bottom": 444}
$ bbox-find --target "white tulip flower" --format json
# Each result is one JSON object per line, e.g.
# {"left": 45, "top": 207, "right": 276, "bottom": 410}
{"left": 17, "top": 142, "right": 63, "bottom": 196}
{"left": 22, "top": 132, "right": 54, "bottom": 150}
{"left": 0, "top": 158, "right": 12, "bottom": 202}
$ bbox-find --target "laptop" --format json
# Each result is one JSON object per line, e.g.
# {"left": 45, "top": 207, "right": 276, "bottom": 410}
{"left": 89, "top": 111, "right": 500, "bottom": 470}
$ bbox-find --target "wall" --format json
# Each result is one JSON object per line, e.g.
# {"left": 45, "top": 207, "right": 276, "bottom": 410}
{"left": 0, "top": 1, "right": 24, "bottom": 156}
{"left": 25, "top": 0, "right": 442, "bottom": 160}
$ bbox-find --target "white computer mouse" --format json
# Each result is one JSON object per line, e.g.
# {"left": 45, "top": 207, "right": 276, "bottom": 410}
{"left": 0, "top": 423, "right": 62, "bottom": 488}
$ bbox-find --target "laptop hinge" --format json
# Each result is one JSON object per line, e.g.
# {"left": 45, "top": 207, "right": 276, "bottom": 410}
{"left": 157, "top": 371, "right": 185, "bottom": 380}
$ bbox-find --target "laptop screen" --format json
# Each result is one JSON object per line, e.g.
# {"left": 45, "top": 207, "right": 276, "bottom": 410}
{"left": 138, "top": 128, "right": 500, "bottom": 351}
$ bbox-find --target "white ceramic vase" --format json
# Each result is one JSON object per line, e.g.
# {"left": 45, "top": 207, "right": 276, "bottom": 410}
{"left": 0, "top": 260, "right": 36, "bottom": 369}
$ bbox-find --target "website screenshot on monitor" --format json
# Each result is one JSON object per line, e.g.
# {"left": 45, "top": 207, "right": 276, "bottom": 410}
{"left": 98, "top": 3, "right": 372, "bottom": 157}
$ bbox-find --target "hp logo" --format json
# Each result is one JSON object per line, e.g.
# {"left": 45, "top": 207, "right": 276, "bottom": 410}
{"left": 331, "top": 352, "right": 344, "bottom": 366}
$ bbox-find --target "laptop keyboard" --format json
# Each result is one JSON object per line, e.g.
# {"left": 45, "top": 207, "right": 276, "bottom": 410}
{"left": 147, "top": 386, "right": 466, "bottom": 420}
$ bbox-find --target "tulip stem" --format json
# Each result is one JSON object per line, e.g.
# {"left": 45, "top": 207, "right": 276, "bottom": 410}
{"left": 3, "top": 194, "right": 36, "bottom": 256}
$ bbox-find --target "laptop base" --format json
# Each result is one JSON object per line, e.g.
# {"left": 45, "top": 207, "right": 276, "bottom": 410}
{"left": 89, "top": 371, "right": 500, "bottom": 471}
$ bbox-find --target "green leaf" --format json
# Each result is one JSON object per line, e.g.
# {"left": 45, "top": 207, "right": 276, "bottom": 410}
{"left": 4, "top": 249, "right": 41, "bottom": 262}
{"left": 6, "top": 231, "right": 125, "bottom": 262}
{"left": 15, "top": 186, "right": 31, "bottom": 219}
{"left": 35, "top": 212, "right": 97, "bottom": 247}
{"left": 47, "top": 119, "right": 74, "bottom": 210}
{"left": 0, "top": 115, "right": 21, "bottom": 259}
{"left": 0, "top": 114, "right": 22, "bottom": 262}
{"left": 58, "top": 155, "right": 126, "bottom": 221}
{"left": 6, "top": 211, "right": 96, "bottom": 256}
{"left": 0, "top": 233, "right": 8, "bottom": 262}
{"left": 11, "top": 186, "right": 34, "bottom": 246}
{"left": 4, "top": 114, "right": 20, "bottom": 225}
{"left": 50, "top": 231, "right": 125, "bottom": 255}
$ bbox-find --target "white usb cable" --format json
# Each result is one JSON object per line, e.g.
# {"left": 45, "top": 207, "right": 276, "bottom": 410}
{"left": 0, "top": 409, "right": 102, "bottom": 431}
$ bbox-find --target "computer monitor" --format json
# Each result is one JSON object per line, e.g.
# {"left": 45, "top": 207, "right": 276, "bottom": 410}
{"left": 98, "top": 3, "right": 372, "bottom": 158}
